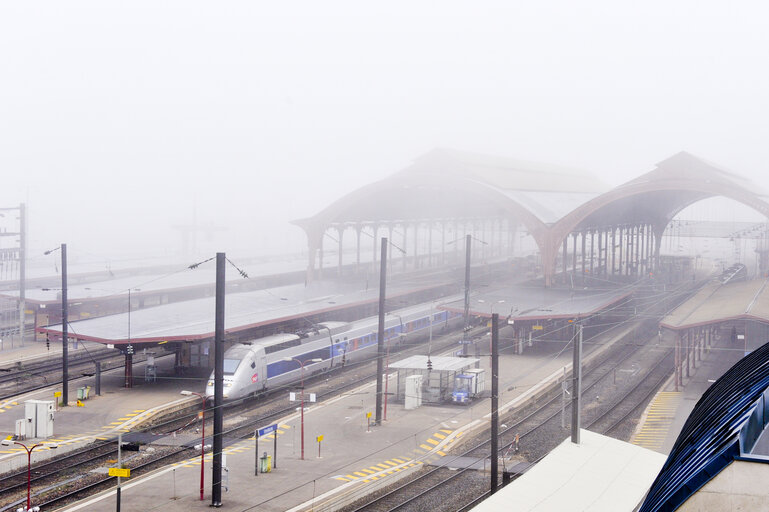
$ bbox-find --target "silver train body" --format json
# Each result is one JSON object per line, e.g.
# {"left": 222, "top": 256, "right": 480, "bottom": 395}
{"left": 205, "top": 299, "right": 463, "bottom": 400}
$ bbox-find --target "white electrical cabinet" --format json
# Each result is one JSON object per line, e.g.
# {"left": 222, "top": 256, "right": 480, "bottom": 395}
{"left": 405, "top": 375, "right": 423, "bottom": 410}
{"left": 23, "top": 400, "right": 55, "bottom": 438}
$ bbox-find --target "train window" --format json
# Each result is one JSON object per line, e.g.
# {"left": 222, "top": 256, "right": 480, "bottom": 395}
{"left": 223, "top": 358, "right": 241, "bottom": 374}
{"left": 264, "top": 338, "right": 302, "bottom": 354}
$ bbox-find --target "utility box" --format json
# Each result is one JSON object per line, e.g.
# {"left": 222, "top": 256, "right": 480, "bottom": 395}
{"left": 24, "top": 400, "right": 55, "bottom": 438}
{"left": 405, "top": 375, "right": 423, "bottom": 410}
{"left": 15, "top": 419, "right": 26, "bottom": 439}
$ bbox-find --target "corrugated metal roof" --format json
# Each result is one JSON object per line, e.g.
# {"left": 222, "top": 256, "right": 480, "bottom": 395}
{"left": 639, "top": 341, "right": 769, "bottom": 512}
{"left": 41, "top": 283, "right": 459, "bottom": 344}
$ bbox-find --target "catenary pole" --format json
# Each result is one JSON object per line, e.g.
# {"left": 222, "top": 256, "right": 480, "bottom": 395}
{"left": 18, "top": 203, "right": 26, "bottom": 345}
{"left": 571, "top": 321, "right": 582, "bottom": 444}
{"left": 463, "top": 234, "right": 471, "bottom": 354}
{"left": 61, "top": 243, "right": 68, "bottom": 406}
{"left": 212, "top": 253, "right": 225, "bottom": 507}
{"left": 375, "top": 238, "right": 387, "bottom": 425}
{"left": 491, "top": 313, "right": 499, "bottom": 494}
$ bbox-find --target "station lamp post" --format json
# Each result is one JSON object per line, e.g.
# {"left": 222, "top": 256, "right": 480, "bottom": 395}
{"left": 1, "top": 440, "right": 56, "bottom": 511}
{"left": 282, "top": 357, "right": 322, "bottom": 460}
{"left": 181, "top": 390, "right": 207, "bottom": 501}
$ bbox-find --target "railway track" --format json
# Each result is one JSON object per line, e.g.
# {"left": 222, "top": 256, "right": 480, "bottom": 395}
{"left": 0, "top": 319, "right": 478, "bottom": 510}
{"left": 347, "top": 280, "right": 703, "bottom": 512}
{"left": 0, "top": 349, "right": 161, "bottom": 401}
{"left": 0, "top": 278, "right": 708, "bottom": 511}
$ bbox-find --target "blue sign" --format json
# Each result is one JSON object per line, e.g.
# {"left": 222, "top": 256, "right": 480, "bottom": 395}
{"left": 258, "top": 424, "right": 278, "bottom": 437}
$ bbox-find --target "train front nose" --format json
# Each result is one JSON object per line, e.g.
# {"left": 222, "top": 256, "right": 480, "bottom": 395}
{"left": 205, "top": 379, "right": 232, "bottom": 399}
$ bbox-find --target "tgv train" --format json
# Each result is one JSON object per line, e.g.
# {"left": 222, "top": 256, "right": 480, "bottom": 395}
{"left": 205, "top": 300, "right": 463, "bottom": 400}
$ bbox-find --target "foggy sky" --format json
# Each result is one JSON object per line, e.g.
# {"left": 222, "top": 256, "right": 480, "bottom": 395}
{"left": 1, "top": 1, "right": 768, "bottom": 263}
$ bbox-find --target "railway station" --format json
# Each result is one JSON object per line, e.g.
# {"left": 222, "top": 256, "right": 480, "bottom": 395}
{"left": 2, "top": 148, "right": 769, "bottom": 511}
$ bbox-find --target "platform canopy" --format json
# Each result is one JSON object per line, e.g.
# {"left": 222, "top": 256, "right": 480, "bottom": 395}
{"left": 660, "top": 278, "right": 769, "bottom": 331}
{"left": 471, "top": 430, "right": 666, "bottom": 512}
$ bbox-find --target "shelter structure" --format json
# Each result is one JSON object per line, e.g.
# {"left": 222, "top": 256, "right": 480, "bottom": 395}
{"left": 390, "top": 355, "right": 479, "bottom": 404}
{"left": 294, "top": 150, "right": 769, "bottom": 287}
{"left": 639, "top": 340, "right": 769, "bottom": 511}
{"left": 659, "top": 277, "right": 769, "bottom": 391}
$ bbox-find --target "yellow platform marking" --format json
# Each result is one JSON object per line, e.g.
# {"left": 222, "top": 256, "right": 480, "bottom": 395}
{"left": 117, "top": 417, "right": 130, "bottom": 421}
{"left": 126, "top": 413, "right": 138, "bottom": 417}
{"left": 426, "top": 438, "right": 439, "bottom": 446}
{"left": 132, "top": 409, "right": 146, "bottom": 413}
{"left": 631, "top": 391, "right": 681, "bottom": 451}
{"left": 440, "top": 429, "right": 452, "bottom": 434}
{"left": 437, "top": 450, "right": 446, "bottom": 456}
{"left": 392, "top": 458, "right": 406, "bottom": 463}
{"left": 419, "top": 444, "right": 432, "bottom": 450}
{"left": 434, "top": 433, "right": 446, "bottom": 439}
{"left": 345, "top": 474, "right": 359, "bottom": 480}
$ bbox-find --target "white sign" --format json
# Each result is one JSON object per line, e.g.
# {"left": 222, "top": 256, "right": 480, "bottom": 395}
{"left": 289, "top": 392, "right": 296, "bottom": 402}
{"left": 309, "top": 393, "right": 316, "bottom": 403}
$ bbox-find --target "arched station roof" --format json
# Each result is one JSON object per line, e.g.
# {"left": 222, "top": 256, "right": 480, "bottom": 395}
{"left": 293, "top": 149, "right": 769, "bottom": 285}
{"left": 552, "top": 151, "right": 769, "bottom": 240}
{"left": 292, "top": 148, "right": 608, "bottom": 243}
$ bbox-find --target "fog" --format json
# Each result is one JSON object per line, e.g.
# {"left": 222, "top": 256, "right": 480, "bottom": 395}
{"left": 1, "top": 1, "right": 768, "bottom": 266}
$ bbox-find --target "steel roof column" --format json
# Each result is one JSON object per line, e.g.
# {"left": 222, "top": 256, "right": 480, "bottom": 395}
{"left": 572, "top": 233, "right": 578, "bottom": 282}
{"left": 337, "top": 226, "right": 344, "bottom": 277}
{"left": 541, "top": 232, "right": 558, "bottom": 288}
{"left": 413, "top": 221, "right": 419, "bottom": 270}
{"left": 611, "top": 227, "right": 616, "bottom": 277}
{"left": 318, "top": 231, "right": 325, "bottom": 281}
{"left": 355, "top": 225, "right": 361, "bottom": 275}
{"left": 304, "top": 228, "right": 320, "bottom": 285}
{"left": 638, "top": 224, "right": 645, "bottom": 276}
{"left": 400, "top": 223, "right": 407, "bottom": 272}
{"left": 581, "top": 231, "right": 587, "bottom": 285}
{"left": 589, "top": 230, "right": 595, "bottom": 278}
{"left": 428, "top": 221, "right": 433, "bottom": 268}
{"left": 636, "top": 225, "right": 642, "bottom": 276}
{"left": 674, "top": 332, "right": 680, "bottom": 392}
{"left": 562, "top": 237, "right": 568, "bottom": 284}
{"left": 598, "top": 229, "right": 603, "bottom": 277}
{"left": 372, "top": 224, "right": 378, "bottom": 263}
{"left": 388, "top": 224, "right": 394, "bottom": 276}
{"left": 441, "top": 220, "right": 446, "bottom": 266}
{"left": 653, "top": 224, "right": 665, "bottom": 275}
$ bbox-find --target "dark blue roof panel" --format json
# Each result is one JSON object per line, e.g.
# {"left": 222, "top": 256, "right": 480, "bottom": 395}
{"left": 639, "top": 341, "right": 769, "bottom": 512}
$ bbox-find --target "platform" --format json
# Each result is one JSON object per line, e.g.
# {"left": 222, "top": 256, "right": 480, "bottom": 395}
{"left": 47, "top": 322, "right": 632, "bottom": 512}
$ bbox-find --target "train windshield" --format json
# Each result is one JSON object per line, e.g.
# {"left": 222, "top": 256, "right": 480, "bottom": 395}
{"left": 223, "top": 358, "right": 242, "bottom": 374}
